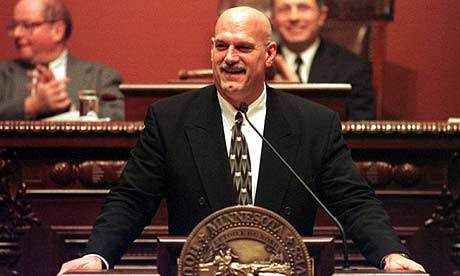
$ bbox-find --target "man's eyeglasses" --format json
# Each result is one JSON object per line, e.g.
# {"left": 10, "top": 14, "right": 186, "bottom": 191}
{"left": 6, "top": 20, "right": 59, "bottom": 36}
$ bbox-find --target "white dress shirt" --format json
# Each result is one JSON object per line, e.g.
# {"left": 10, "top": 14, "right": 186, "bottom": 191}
{"left": 48, "top": 49, "right": 68, "bottom": 81}
{"left": 31, "top": 49, "right": 68, "bottom": 95}
{"left": 281, "top": 38, "right": 320, "bottom": 83}
{"left": 217, "top": 86, "right": 267, "bottom": 203}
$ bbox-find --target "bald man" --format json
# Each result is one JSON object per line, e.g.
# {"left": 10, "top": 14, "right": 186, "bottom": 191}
{"left": 0, "top": 0, "right": 124, "bottom": 120}
{"left": 58, "top": 7, "right": 424, "bottom": 274}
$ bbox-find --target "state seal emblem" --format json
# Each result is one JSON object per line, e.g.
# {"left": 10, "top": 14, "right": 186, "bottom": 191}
{"left": 178, "top": 205, "right": 313, "bottom": 276}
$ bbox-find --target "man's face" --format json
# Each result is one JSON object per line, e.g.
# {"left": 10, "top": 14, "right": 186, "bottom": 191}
{"left": 272, "top": 0, "right": 328, "bottom": 51}
{"left": 9, "top": 0, "right": 61, "bottom": 64}
{"left": 211, "top": 15, "right": 276, "bottom": 106}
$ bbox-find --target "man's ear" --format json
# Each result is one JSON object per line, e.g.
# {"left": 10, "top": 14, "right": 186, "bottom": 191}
{"left": 210, "top": 37, "right": 215, "bottom": 62}
{"left": 51, "top": 20, "right": 66, "bottom": 42}
{"left": 265, "top": 41, "right": 277, "bottom": 67}
{"left": 318, "top": 5, "right": 329, "bottom": 27}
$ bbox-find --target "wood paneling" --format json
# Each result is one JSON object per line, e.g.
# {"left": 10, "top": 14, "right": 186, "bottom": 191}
{"left": 120, "top": 83, "right": 351, "bottom": 121}
{"left": 0, "top": 121, "right": 458, "bottom": 275}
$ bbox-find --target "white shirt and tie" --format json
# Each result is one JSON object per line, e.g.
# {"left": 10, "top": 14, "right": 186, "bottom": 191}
{"left": 217, "top": 85, "right": 267, "bottom": 203}
{"left": 280, "top": 38, "right": 320, "bottom": 83}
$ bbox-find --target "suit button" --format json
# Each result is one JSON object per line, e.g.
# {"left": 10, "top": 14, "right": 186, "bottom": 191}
{"left": 283, "top": 206, "right": 292, "bottom": 215}
{"left": 198, "top": 197, "right": 206, "bottom": 206}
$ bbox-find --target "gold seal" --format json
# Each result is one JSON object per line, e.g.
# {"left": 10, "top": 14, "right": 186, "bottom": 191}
{"left": 178, "top": 205, "right": 312, "bottom": 276}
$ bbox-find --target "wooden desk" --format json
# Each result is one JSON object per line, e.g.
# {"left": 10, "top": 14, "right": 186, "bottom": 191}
{"left": 332, "top": 272, "right": 429, "bottom": 276}
{"left": 120, "top": 83, "right": 351, "bottom": 121}
{"left": 62, "top": 270, "right": 428, "bottom": 276}
{"left": 63, "top": 271, "right": 159, "bottom": 276}
{"left": 0, "top": 121, "right": 458, "bottom": 276}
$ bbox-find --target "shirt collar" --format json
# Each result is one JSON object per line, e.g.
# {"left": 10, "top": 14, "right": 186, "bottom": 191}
{"left": 281, "top": 38, "right": 321, "bottom": 67}
{"left": 217, "top": 84, "right": 267, "bottom": 128}
{"left": 48, "top": 49, "right": 68, "bottom": 71}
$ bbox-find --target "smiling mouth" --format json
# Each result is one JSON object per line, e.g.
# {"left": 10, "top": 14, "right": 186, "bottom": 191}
{"left": 220, "top": 62, "right": 246, "bottom": 75}
{"left": 222, "top": 68, "right": 246, "bottom": 75}
{"left": 287, "top": 27, "right": 306, "bottom": 34}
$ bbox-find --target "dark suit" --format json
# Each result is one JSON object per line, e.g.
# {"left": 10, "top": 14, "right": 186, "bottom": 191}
{"left": 85, "top": 85, "right": 406, "bottom": 268}
{"left": 280, "top": 39, "right": 375, "bottom": 121}
{"left": 0, "top": 55, "right": 124, "bottom": 120}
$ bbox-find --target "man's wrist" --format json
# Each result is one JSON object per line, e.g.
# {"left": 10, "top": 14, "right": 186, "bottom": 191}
{"left": 83, "top": 254, "right": 109, "bottom": 269}
{"left": 380, "top": 253, "right": 410, "bottom": 269}
{"left": 24, "top": 96, "right": 38, "bottom": 119}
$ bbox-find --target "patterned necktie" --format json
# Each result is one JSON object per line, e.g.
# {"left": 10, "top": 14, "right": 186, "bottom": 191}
{"left": 229, "top": 112, "right": 252, "bottom": 205}
{"left": 295, "top": 55, "right": 303, "bottom": 83}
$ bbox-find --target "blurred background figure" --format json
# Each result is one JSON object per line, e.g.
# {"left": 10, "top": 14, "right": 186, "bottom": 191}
{"left": 0, "top": 0, "right": 124, "bottom": 120}
{"left": 270, "top": 0, "right": 375, "bottom": 120}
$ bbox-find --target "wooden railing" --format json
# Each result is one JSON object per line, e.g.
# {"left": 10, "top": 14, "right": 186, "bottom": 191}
{"left": 0, "top": 121, "right": 458, "bottom": 275}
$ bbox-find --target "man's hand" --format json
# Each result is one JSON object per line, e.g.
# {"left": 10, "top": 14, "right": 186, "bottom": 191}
{"left": 57, "top": 255, "right": 103, "bottom": 276}
{"left": 383, "top": 253, "right": 426, "bottom": 272}
{"left": 272, "top": 54, "right": 301, "bottom": 82}
{"left": 24, "top": 65, "right": 71, "bottom": 118}
{"left": 35, "top": 64, "right": 55, "bottom": 83}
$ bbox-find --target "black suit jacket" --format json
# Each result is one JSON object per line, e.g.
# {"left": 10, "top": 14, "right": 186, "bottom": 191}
{"left": 280, "top": 39, "right": 375, "bottom": 121}
{"left": 0, "top": 55, "right": 124, "bottom": 120}
{"left": 85, "top": 85, "right": 406, "bottom": 267}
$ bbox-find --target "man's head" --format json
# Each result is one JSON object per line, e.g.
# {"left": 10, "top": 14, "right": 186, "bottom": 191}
{"left": 211, "top": 6, "right": 277, "bottom": 108}
{"left": 271, "top": 0, "right": 328, "bottom": 53}
{"left": 7, "top": 0, "right": 72, "bottom": 64}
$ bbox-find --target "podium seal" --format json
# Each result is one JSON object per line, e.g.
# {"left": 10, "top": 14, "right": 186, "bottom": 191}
{"left": 178, "top": 205, "right": 312, "bottom": 276}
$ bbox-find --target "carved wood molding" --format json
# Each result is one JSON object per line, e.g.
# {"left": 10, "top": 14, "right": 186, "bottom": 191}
{"left": 423, "top": 151, "right": 460, "bottom": 272}
{"left": 47, "top": 160, "right": 427, "bottom": 188}
{"left": 356, "top": 161, "right": 424, "bottom": 187}
{"left": 342, "top": 121, "right": 460, "bottom": 135}
{"left": 424, "top": 184, "right": 460, "bottom": 271}
{"left": 0, "top": 121, "right": 459, "bottom": 136}
{"left": 50, "top": 161, "right": 127, "bottom": 187}
{"left": 0, "top": 150, "right": 38, "bottom": 240}
{"left": 0, "top": 121, "right": 145, "bottom": 134}
{"left": 0, "top": 149, "right": 38, "bottom": 274}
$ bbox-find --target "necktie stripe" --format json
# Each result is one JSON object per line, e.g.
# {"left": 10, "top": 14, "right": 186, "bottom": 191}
{"left": 229, "top": 112, "right": 252, "bottom": 205}
{"left": 295, "top": 56, "right": 303, "bottom": 83}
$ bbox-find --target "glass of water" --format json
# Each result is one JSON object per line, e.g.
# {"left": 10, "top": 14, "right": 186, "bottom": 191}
{"left": 78, "top": 89, "right": 99, "bottom": 120}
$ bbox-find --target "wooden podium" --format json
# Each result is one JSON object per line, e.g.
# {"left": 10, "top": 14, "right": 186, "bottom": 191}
{"left": 62, "top": 270, "right": 429, "bottom": 276}
{"left": 156, "top": 236, "right": 335, "bottom": 276}
{"left": 120, "top": 83, "right": 351, "bottom": 121}
{"left": 62, "top": 269, "right": 430, "bottom": 275}
{"left": 61, "top": 234, "right": 430, "bottom": 276}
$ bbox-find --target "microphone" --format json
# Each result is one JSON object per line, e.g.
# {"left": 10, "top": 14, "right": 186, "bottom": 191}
{"left": 238, "top": 102, "right": 351, "bottom": 270}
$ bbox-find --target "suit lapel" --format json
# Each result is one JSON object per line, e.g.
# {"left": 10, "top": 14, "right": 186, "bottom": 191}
{"left": 66, "top": 55, "right": 88, "bottom": 104}
{"left": 184, "top": 86, "right": 236, "bottom": 211}
{"left": 13, "top": 62, "right": 32, "bottom": 99}
{"left": 309, "top": 40, "right": 337, "bottom": 83}
{"left": 255, "top": 86, "right": 299, "bottom": 213}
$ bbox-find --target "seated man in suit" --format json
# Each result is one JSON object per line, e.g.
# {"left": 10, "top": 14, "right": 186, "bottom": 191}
{"left": 58, "top": 6, "right": 424, "bottom": 274}
{"left": 0, "top": 0, "right": 124, "bottom": 120}
{"left": 270, "top": 0, "right": 375, "bottom": 121}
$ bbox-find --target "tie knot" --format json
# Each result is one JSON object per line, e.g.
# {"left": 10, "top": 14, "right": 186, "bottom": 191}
{"left": 235, "top": 112, "right": 243, "bottom": 127}
{"left": 295, "top": 56, "right": 303, "bottom": 66}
